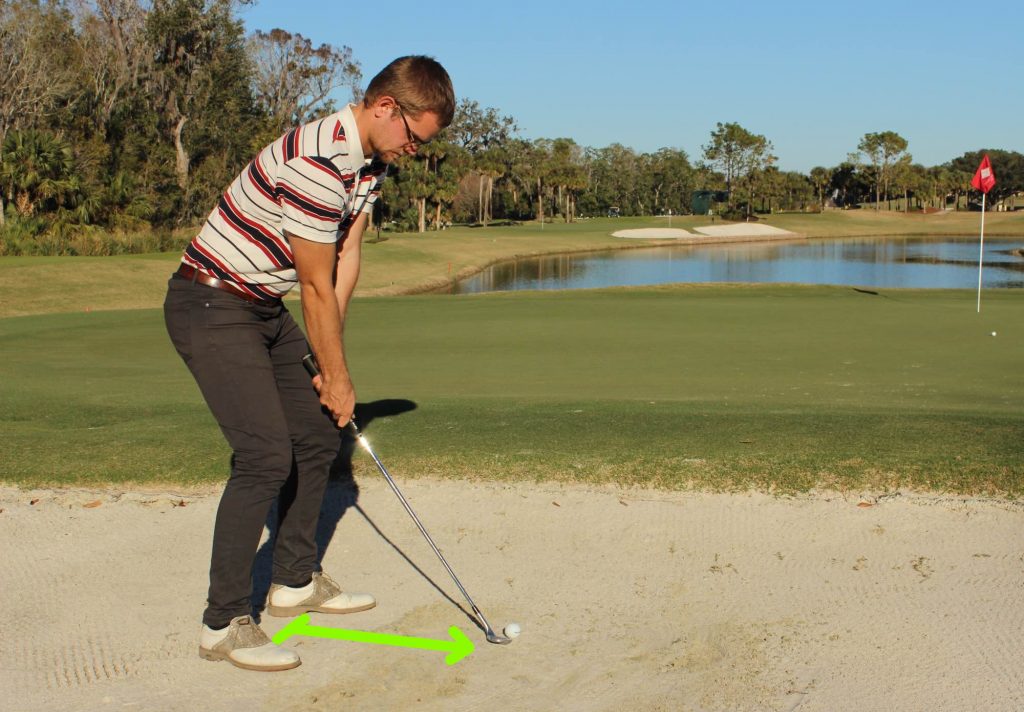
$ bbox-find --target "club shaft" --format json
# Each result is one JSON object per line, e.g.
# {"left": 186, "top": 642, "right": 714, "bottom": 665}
{"left": 351, "top": 424, "right": 497, "bottom": 635}
{"left": 300, "top": 353, "right": 501, "bottom": 637}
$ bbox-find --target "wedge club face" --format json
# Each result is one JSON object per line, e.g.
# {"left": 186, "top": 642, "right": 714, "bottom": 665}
{"left": 470, "top": 603, "right": 511, "bottom": 644}
{"left": 486, "top": 630, "right": 512, "bottom": 645}
{"left": 301, "top": 353, "right": 515, "bottom": 645}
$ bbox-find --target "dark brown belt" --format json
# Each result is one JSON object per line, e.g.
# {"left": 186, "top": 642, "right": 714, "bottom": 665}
{"left": 176, "top": 264, "right": 280, "bottom": 306}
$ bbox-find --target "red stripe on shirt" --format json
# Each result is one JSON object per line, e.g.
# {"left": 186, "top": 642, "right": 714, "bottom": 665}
{"left": 277, "top": 179, "right": 341, "bottom": 216}
{"left": 301, "top": 155, "right": 343, "bottom": 182}
{"left": 191, "top": 242, "right": 245, "bottom": 283}
{"left": 279, "top": 194, "right": 332, "bottom": 221}
{"left": 190, "top": 242, "right": 281, "bottom": 299}
{"left": 249, "top": 157, "right": 277, "bottom": 203}
{"left": 223, "top": 193, "right": 292, "bottom": 263}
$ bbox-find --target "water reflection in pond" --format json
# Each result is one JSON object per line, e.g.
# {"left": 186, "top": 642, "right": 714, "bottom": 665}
{"left": 445, "top": 237, "right": 1024, "bottom": 294}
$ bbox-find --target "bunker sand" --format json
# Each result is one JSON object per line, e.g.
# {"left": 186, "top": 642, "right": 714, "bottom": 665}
{"left": 613, "top": 223, "right": 801, "bottom": 241}
{"left": 2, "top": 479, "right": 1023, "bottom": 711}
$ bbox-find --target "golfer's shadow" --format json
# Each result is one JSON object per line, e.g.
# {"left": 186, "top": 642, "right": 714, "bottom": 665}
{"left": 251, "top": 399, "right": 475, "bottom": 628}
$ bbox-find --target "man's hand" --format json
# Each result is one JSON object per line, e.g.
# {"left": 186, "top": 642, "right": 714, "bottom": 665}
{"left": 317, "top": 374, "right": 356, "bottom": 426}
{"left": 310, "top": 372, "right": 355, "bottom": 426}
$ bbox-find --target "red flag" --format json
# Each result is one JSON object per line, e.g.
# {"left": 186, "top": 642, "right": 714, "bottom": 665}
{"left": 971, "top": 155, "right": 996, "bottom": 194}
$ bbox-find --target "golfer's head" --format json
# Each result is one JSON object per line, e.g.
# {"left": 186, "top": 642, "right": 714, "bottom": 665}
{"left": 363, "top": 55, "right": 455, "bottom": 163}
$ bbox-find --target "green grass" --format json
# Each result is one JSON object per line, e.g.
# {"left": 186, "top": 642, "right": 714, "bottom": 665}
{"left": 2, "top": 285, "right": 1021, "bottom": 494}
{"left": 766, "top": 209, "right": 1024, "bottom": 238}
{"left": 0, "top": 253, "right": 183, "bottom": 318}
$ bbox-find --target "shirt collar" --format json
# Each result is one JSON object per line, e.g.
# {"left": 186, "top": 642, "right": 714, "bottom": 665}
{"left": 337, "top": 104, "right": 371, "bottom": 166}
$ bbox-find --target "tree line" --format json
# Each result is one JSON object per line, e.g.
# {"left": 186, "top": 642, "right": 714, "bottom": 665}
{"left": 2, "top": 0, "right": 1022, "bottom": 256}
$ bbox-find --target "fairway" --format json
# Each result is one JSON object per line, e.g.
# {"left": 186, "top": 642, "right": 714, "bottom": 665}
{"left": 2, "top": 284, "right": 1021, "bottom": 493}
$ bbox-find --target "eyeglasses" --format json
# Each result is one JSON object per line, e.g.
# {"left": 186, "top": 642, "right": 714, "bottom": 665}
{"left": 396, "top": 104, "right": 430, "bottom": 148}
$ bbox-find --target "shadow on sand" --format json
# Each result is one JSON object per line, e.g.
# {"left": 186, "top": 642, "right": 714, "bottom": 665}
{"left": 250, "top": 398, "right": 477, "bottom": 629}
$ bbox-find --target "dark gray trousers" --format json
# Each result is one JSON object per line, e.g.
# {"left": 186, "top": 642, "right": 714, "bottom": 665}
{"left": 163, "top": 275, "right": 341, "bottom": 628}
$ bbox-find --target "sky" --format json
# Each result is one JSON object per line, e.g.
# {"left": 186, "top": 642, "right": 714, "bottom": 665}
{"left": 238, "top": 0, "right": 1024, "bottom": 173}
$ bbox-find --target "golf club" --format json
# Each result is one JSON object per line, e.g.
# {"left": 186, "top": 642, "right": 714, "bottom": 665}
{"left": 302, "top": 354, "right": 513, "bottom": 645}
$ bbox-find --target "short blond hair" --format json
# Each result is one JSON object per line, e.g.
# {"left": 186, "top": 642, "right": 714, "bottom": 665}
{"left": 364, "top": 56, "right": 455, "bottom": 127}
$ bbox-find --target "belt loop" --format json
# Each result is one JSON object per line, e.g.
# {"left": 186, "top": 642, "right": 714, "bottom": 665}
{"left": 190, "top": 268, "right": 199, "bottom": 285}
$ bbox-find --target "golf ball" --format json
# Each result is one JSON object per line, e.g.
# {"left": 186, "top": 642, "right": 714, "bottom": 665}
{"left": 503, "top": 622, "right": 521, "bottom": 638}
{"left": 992, "top": 331, "right": 998, "bottom": 337}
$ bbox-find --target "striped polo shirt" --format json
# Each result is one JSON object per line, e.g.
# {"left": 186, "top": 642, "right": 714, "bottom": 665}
{"left": 181, "top": 104, "right": 388, "bottom": 301}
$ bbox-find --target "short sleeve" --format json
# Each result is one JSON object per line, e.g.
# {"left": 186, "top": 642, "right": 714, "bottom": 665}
{"left": 278, "top": 156, "right": 346, "bottom": 243}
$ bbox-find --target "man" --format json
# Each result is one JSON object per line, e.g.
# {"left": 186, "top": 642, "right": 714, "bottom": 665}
{"left": 163, "top": 56, "right": 454, "bottom": 672}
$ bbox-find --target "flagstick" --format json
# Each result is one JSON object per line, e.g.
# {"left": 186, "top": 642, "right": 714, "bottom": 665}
{"left": 976, "top": 193, "right": 986, "bottom": 313}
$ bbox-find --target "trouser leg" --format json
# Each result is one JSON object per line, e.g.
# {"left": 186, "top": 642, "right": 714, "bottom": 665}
{"left": 266, "top": 310, "right": 342, "bottom": 586}
{"left": 164, "top": 278, "right": 309, "bottom": 628}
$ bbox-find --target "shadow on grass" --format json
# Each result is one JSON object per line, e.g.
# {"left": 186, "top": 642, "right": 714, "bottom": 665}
{"left": 249, "top": 398, "right": 476, "bottom": 630}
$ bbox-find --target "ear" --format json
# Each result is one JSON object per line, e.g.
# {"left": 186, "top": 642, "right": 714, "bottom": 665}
{"left": 371, "top": 95, "right": 399, "bottom": 118}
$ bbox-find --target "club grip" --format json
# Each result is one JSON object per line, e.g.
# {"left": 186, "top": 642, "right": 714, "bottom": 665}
{"left": 302, "top": 354, "right": 359, "bottom": 435}
{"left": 301, "top": 353, "right": 320, "bottom": 378}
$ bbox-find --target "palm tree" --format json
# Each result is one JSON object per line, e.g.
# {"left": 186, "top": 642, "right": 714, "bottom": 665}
{"left": 547, "top": 139, "right": 587, "bottom": 222}
{"left": 0, "top": 130, "right": 77, "bottom": 218}
{"left": 809, "top": 167, "right": 832, "bottom": 209}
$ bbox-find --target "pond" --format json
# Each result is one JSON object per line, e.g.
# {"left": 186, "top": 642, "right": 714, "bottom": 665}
{"left": 445, "top": 236, "right": 1024, "bottom": 294}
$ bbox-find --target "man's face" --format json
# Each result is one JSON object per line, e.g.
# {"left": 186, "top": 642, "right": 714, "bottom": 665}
{"left": 373, "top": 99, "right": 443, "bottom": 163}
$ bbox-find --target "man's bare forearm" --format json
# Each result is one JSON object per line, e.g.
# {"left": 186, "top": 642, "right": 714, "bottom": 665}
{"left": 301, "top": 279, "right": 349, "bottom": 384}
{"left": 312, "top": 215, "right": 365, "bottom": 382}
{"left": 291, "top": 229, "right": 359, "bottom": 423}
{"left": 296, "top": 217, "right": 364, "bottom": 375}
{"left": 334, "top": 213, "right": 366, "bottom": 314}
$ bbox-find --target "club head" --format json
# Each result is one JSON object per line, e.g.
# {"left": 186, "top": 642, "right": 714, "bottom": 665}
{"left": 485, "top": 629, "right": 513, "bottom": 645}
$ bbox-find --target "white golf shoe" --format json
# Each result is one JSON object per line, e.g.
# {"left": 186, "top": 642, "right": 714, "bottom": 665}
{"left": 199, "top": 615, "right": 300, "bottom": 672}
{"left": 267, "top": 571, "right": 377, "bottom": 617}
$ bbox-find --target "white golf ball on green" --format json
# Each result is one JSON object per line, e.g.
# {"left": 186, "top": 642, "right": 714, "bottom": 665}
{"left": 503, "top": 622, "right": 521, "bottom": 638}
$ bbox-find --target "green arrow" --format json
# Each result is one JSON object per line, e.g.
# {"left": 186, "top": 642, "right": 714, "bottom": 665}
{"left": 272, "top": 613, "right": 474, "bottom": 666}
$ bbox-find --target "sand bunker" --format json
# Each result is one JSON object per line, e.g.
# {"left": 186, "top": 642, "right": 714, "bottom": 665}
{"left": 3, "top": 480, "right": 1023, "bottom": 711}
{"left": 692, "top": 224, "right": 796, "bottom": 237}
{"left": 614, "top": 224, "right": 798, "bottom": 240}
{"left": 612, "top": 228, "right": 694, "bottom": 238}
